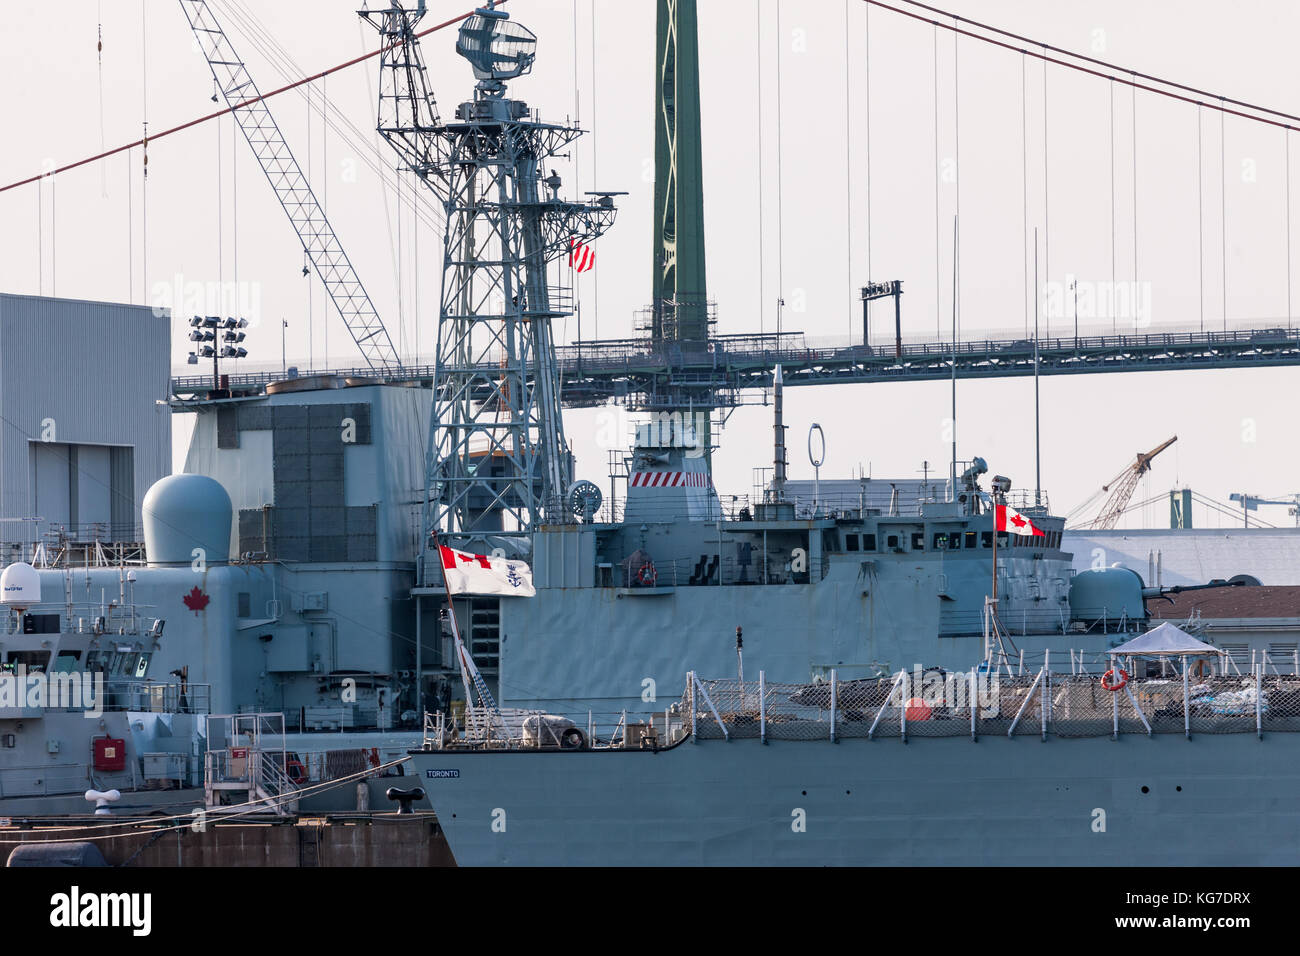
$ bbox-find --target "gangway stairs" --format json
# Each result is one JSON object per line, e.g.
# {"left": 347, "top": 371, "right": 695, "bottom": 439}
{"left": 203, "top": 714, "right": 299, "bottom": 816}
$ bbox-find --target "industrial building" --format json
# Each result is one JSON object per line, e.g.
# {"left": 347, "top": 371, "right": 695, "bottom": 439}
{"left": 0, "top": 293, "right": 171, "bottom": 553}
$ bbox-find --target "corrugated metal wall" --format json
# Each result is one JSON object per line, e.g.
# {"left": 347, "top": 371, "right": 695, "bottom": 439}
{"left": 0, "top": 294, "right": 171, "bottom": 543}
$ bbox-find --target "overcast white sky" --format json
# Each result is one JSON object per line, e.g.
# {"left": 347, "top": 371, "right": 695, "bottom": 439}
{"left": 1, "top": 0, "right": 1298, "bottom": 529}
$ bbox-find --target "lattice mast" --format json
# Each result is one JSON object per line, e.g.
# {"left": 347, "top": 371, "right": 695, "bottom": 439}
{"left": 362, "top": 3, "right": 617, "bottom": 545}
{"left": 178, "top": 0, "right": 402, "bottom": 372}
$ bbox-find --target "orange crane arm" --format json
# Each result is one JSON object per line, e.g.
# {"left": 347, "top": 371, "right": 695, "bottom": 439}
{"left": 1083, "top": 435, "right": 1178, "bottom": 530}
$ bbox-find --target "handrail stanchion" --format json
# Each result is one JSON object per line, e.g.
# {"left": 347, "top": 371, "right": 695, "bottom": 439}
{"left": 1257, "top": 663, "right": 1264, "bottom": 740}
{"left": 829, "top": 669, "right": 837, "bottom": 743}
{"left": 1009, "top": 666, "right": 1044, "bottom": 737}
{"left": 688, "top": 671, "right": 697, "bottom": 742}
{"left": 1042, "top": 650, "right": 1050, "bottom": 741}
{"left": 1112, "top": 659, "right": 1120, "bottom": 740}
{"left": 970, "top": 668, "right": 978, "bottom": 742}
{"left": 759, "top": 670, "right": 767, "bottom": 745}
{"left": 869, "top": 671, "right": 905, "bottom": 740}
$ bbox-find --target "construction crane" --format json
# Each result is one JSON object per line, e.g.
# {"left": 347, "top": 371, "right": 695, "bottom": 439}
{"left": 1228, "top": 492, "right": 1300, "bottom": 527}
{"left": 1069, "top": 436, "right": 1178, "bottom": 530}
{"left": 178, "top": 0, "right": 402, "bottom": 372}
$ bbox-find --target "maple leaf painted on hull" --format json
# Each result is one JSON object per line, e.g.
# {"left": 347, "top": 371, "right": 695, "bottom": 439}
{"left": 183, "top": 586, "right": 210, "bottom": 613}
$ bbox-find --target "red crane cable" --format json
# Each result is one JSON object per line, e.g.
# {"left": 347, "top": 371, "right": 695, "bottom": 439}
{"left": 863, "top": 0, "right": 1300, "bottom": 133}
{"left": 0, "top": 2, "right": 506, "bottom": 196}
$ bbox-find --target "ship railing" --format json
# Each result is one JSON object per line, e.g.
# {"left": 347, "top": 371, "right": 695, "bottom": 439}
{"left": 22, "top": 680, "right": 209, "bottom": 716}
{"left": 601, "top": 489, "right": 1051, "bottom": 525}
{"left": 422, "top": 707, "right": 689, "bottom": 751}
{"left": 683, "top": 664, "right": 1300, "bottom": 742}
{"left": 616, "top": 553, "right": 830, "bottom": 589}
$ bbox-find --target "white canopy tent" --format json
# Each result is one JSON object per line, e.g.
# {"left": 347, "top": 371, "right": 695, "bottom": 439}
{"left": 1108, "top": 622, "right": 1224, "bottom": 658}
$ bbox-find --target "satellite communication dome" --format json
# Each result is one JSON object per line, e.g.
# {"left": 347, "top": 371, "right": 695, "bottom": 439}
{"left": 142, "top": 474, "right": 233, "bottom": 566}
{"left": 0, "top": 562, "right": 41, "bottom": 611}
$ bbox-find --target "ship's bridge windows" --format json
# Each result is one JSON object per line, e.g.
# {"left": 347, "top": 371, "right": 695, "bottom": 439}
{"left": 964, "top": 531, "right": 977, "bottom": 549}
{"left": 862, "top": 533, "right": 877, "bottom": 552}
{"left": 911, "top": 532, "right": 925, "bottom": 551}
{"left": 3, "top": 650, "right": 51, "bottom": 672}
{"left": 885, "top": 534, "right": 900, "bottom": 551}
{"left": 53, "top": 650, "right": 82, "bottom": 672}
{"left": 933, "top": 532, "right": 948, "bottom": 550}
{"left": 981, "top": 531, "right": 993, "bottom": 548}
{"left": 846, "top": 534, "right": 860, "bottom": 552}
{"left": 85, "top": 649, "right": 149, "bottom": 679}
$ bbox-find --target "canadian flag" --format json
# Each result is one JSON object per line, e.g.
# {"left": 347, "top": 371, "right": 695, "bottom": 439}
{"left": 438, "top": 545, "right": 536, "bottom": 597}
{"left": 995, "top": 504, "right": 1046, "bottom": 537}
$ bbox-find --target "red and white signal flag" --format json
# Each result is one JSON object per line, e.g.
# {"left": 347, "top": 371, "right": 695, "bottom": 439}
{"left": 569, "top": 237, "right": 596, "bottom": 273}
{"left": 438, "top": 545, "right": 536, "bottom": 597}
{"left": 995, "top": 504, "right": 1046, "bottom": 538}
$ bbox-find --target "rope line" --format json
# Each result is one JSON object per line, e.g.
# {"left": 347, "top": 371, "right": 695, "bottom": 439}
{"left": 0, "top": 756, "right": 414, "bottom": 846}
{"left": 0, "top": 3, "right": 500, "bottom": 197}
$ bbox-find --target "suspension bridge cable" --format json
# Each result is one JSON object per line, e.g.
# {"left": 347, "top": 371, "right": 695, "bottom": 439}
{"left": 591, "top": 0, "right": 599, "bottom": 340}
{"left": 775, "top": 0, "right": 785, "bottom": 331}
{"left": 97, "top": 7, "right": 107, "bottom": 197}
{"left": 232, "top": 110, "right": 240, "bottom": 319}
{"left": 845, "top": 0, "right": 853, "bottom": 337}
{"left": 933, "top": 22, "right": 939, "bottom": 339}
{"left": 756, "top": 0, "right": 764, "bottom": 336}
{"left": 321, "top": 72, "right": 326, "bottom": 364}
{"left": 1132, "top": 74, "right": 1138, "bottom": 302}
{"left": 51, "top": 176, "right": 56, "bottom": 296}
{"left": 864, "top": 0, "right": 872, "bottom": 304}
{"left": 1110, "top": 79, "right": 1117, "bottom": 333}
{"left": 141, "top": 0, "right": 148, "bottom": 302}
{"left": 1198, "top": 105, "right": 1204, "bottom": 333}
{"left": 217, "top": 0, "right": 444, "bottom": 236}
{"left": 127, "top": 149, "right": 133, "bottom": 301}
{"left": 0, "top": 3, "right": 501, "bottom": 197}
{"left": 354, "top": 14, "right": 406, "bottom": 348}
{"left": 1042, "top": 46, "right": 1049, "bottom": 336}
{"left": 217, "top": 111, "right": 223, "bottom": 288}
{"left": 953, "top": 21, "right": 959, "bottom": 342}
{"left": 880, "top": 0, "right": 1300, "bottom": 128}
{"left": 1022, "top": 54, "right": 1027, "bottom": 338}
{"left": 1222, "top": 98, "right": 1227, "bottom": 331}
{"left": 860, "top": 0, "right": 1300, "bottom": 133}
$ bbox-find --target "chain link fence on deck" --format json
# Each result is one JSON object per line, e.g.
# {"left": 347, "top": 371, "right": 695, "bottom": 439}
{"left": 687, "top": 664, "right": 1300, "bottom": 742}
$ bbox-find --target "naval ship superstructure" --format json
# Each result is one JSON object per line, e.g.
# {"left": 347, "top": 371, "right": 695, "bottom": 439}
{"left": 0, "top": 3, "right": 1262, "bottom": 845}
{"left": 0, "top": 1, "right": 1165, "bottom": 819}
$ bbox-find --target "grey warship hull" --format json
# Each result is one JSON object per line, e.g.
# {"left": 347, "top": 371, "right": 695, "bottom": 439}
{"left": 411, "top": 732, "right": 1300, "bottom": 867}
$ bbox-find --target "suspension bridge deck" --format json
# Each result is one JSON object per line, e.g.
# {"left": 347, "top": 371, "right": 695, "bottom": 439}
{"left": 170, "top": 325, "right": 1300, "bottom": 407}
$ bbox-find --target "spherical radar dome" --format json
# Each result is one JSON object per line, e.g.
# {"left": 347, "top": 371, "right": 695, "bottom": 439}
{"left": 142, "top": 474, "right": 232, "bottom": 566}
{"left": 0, "top": 562, "right": 41, "bottom": 610}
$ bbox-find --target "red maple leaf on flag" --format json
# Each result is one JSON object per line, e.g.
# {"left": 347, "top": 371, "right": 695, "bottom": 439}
{"left": 183, "top": 586, "right": 210, "bottom": 613}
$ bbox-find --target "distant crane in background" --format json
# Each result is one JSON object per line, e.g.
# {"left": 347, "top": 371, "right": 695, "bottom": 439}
{"left": 1228, "top": 492, "right": 1300, "bottom": 527}
{"left": 1068, "top": 436, "right": 1178, "bottom": 530}
{"left": 178, "top": 0, "right": 402, "bottom": 372}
